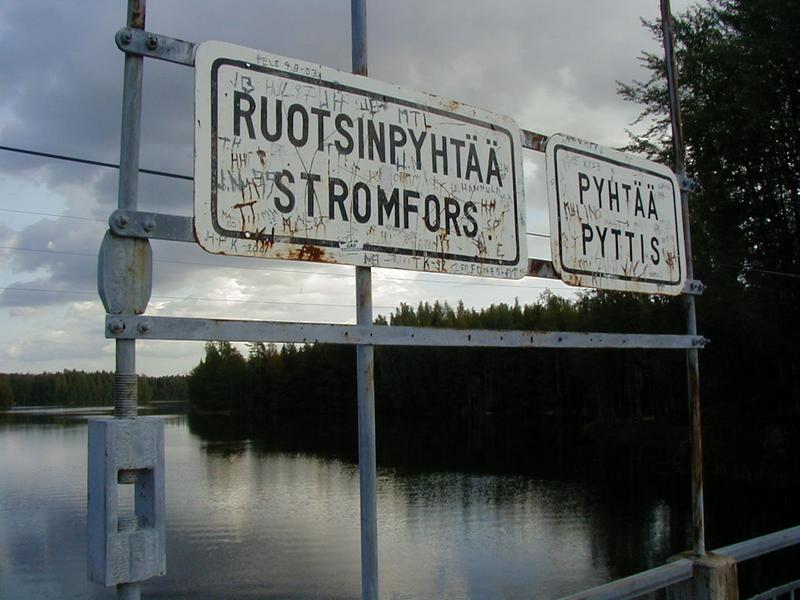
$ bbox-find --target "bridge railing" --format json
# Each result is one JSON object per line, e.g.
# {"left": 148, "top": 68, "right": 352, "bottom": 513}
{"left": 558, "top": 525, "right": 800, "bottom": 600}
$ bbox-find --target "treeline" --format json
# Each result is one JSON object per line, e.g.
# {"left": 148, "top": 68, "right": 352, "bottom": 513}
{"left": 0, "top": 370, "right": 188, "bottom": 408}
{"left": 618, "top": 0, "right": 800, "bottom": 483}
{"left": 187, "top": 285, "right": 798, "bottom": 483}
{"left": 189, "top": 292, "right": 687, "bottom": 426}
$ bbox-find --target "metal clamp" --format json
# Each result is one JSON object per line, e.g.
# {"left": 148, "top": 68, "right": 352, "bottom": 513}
{"left": 527, "top": 258, "right": 558, "bottom": 280}
{"left": 683, "top": 279, "right": 706, "bottom": 295}
{"left": 105, "top": 314, "right": 709, "bottom": 350}
{"left": 678, "top": 173, "right": 699, "bottom": 193}
{"left": 521, "top": 129, "right": 548, "bottom": 153}
{"left": 115, "top": 28, "right": 196, "bottom": 66}
{"left": 110, "top": 209, "right": 195, "bottom": 243}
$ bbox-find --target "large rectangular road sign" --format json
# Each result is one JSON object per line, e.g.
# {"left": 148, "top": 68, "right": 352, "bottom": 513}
{"left": 545, "top": 134, "right": 686, "bottom": 295}
{"left": 194, "top": 41, "right": 527, "bottom": 279}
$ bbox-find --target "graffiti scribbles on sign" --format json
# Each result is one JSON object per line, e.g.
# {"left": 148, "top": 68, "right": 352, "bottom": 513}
{"left": 545, "top": 134, "right": 686, "bottom": 295}
{"left": 194, "top": 42, "right": 527, "bottom": 279}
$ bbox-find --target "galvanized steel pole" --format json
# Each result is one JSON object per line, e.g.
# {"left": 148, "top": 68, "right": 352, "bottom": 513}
{"left": 351, "top": 0, "right": 368, "bottom": 77}
{"left": 660, "top": 0, "right": 706, "bottom": 557}
{"left": 351, "top": 2, "right": 379, "bottom": 599}
{"left": 115, "top": 0, "right": 145, "bottom": 422}
{"left": 115, "top": 2, "right": 145, "bottom": 598}
{"left": 356, "top": 267, "right": 378, "bottom": 600}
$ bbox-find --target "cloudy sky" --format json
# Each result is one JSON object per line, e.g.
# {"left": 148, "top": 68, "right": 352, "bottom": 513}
{"left": 0, "top": 0, "right": 697, "bottom": 376}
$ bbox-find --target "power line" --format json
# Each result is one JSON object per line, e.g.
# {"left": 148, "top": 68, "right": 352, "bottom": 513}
{"left": 0, "top": 146, "right": 556, "bottom": 237}
{"left": 749, "top": 268, "right": 800, "bottom": 280}
{"left": 0, "top": 208, "right": 107, "bottom": 223}
{"left": 0, "top": 144, "right": 192, "bottom": 181}
{"left": 0, "top": 285, "right": 398, "bottom": 311}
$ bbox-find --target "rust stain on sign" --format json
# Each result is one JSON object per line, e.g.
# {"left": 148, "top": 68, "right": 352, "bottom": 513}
{"left": 290, "top": 245, "right": 327, "bottom": 262}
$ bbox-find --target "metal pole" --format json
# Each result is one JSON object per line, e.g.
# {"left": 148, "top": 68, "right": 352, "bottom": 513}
{"left": 351, "top": 0, "right": 368, "bottom": 77}
{"left": 660, "top": 0, "right": 706, "bottom": 557}
{"left": 356, "top": 267, "right": 378, "bottom": 600}
{"left": 115, "top": 2, "right": 145, "bottom": 598}
{"left": 351, "top": 2, "right": 378, "bottom": 599}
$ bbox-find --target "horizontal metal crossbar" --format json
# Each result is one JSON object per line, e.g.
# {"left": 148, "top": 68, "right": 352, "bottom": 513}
{"left": 560, "top": 525, "right": 800, "bottom": 600}
{"left": 746, "top": 579, "right": 800, "bottom": 600}
{"left": 556, "top": 559, "right": 694, "bottom": 600}
{"left": 107, "top": 209, "right": 704, "bottom": 294}
{"left": 106, "top": 315, "right": 707, "bottom": 349}
{"left": 715, "top": 525, "right": 800, "bottom": 563}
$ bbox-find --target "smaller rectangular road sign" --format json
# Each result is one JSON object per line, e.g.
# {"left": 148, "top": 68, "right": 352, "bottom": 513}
{"left": 545, "top": 134, "right": 686, "bottom": 295}
{"left": 194, "top": 41, "right": 527, "bottom": 279}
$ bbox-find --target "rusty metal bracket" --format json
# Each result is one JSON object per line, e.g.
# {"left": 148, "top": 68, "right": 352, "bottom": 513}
{"left": 107, "top": 314, "right": 709, "bottom": 349}
{"left": 521, "top": 129, "right": 548, "bottom": 153}
{"left": 115, "top": 28, "right": 196, "bottom": 66}
{"left": 110, "top": 209, "right": 195, "bottom": 243}
{"left": 527, "top": 258, "right": 558, "bottom": 279}
{"left": 683, "top": 278, "right": 705, "bottom": 295}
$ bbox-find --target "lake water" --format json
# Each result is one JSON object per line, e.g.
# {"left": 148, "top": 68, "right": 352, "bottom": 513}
{"left": 0, "top": 406, "right": 795, "bottom": 599}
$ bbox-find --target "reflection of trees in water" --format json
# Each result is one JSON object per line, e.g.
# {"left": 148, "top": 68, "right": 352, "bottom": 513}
{"left": 187, "top": 410, "right": 687, "bottom": 481}
{"left": 187, "top": 408, "right": 796, "bottom": 595}
{"left": 185, "top": 410, "right": 698, "bottom": 588}
{"left": 187, "top": 411, "right": 357, "bottom": 461}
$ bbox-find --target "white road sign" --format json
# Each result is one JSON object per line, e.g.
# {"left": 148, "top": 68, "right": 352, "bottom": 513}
{"left": 545, "top": 134, "right": 686, "bottom": 295}
{"left": 194, "top": 41, "right": 527, "bottom": 279}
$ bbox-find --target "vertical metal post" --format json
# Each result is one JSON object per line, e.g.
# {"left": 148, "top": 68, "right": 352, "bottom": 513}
{"left": 351, "top": 0, "right": 368, "bottom": 77}
{"left": 115, "top": 2, "right": 146, "bottom": 598}
{"left": 351, "top": 2, "right": 378, "bottom": 599}
{"left": 660, "top": 0, "right": 706, "bottom": 557}
{"left": 115, "top": 0, "right": 145, "bottom": 421}
{"left": 356, "top": 267, "right": 378, "bottom": 600}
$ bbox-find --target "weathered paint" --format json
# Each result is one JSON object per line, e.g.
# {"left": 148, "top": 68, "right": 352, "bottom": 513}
{"left": 545, "top": 133, "right": 686, "bottom": 295}
{"left": 665, "top": 553, "right": 738, "bottom": 600}
{"left": 194, "top": 41, "right": 527, "bottom": 279}
{"left": 107, "top": 314, "right": 708, "bottom": 349}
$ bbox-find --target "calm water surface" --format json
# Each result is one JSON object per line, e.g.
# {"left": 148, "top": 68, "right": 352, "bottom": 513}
{"left": 0, "top": 407, "right": 793, "bottom": 599}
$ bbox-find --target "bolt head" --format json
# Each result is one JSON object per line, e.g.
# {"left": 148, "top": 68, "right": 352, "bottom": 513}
{"left": 147, "top": 35, "right": 158, "bottom": 50}
{"left": 137, "top": 321, "right": 151, "bottom": 334}
{"left": 116, "top": 214, "right": 129, "bottom": 228}
{"left": 108, "top": 320, "right": 125, "bottom": 334}
{"left": 120, "top": 30, "right": 132, "bottom": 45}
{"left": 143, "top": 219, "right": 156, "bottom": 232}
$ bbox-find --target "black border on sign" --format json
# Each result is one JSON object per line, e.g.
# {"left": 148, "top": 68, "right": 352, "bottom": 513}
{"left": 208, "top": 57, "right": 521, "bottom": 267}
{"left": 552, "top": 144, "right": 683, "bottom": 287}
